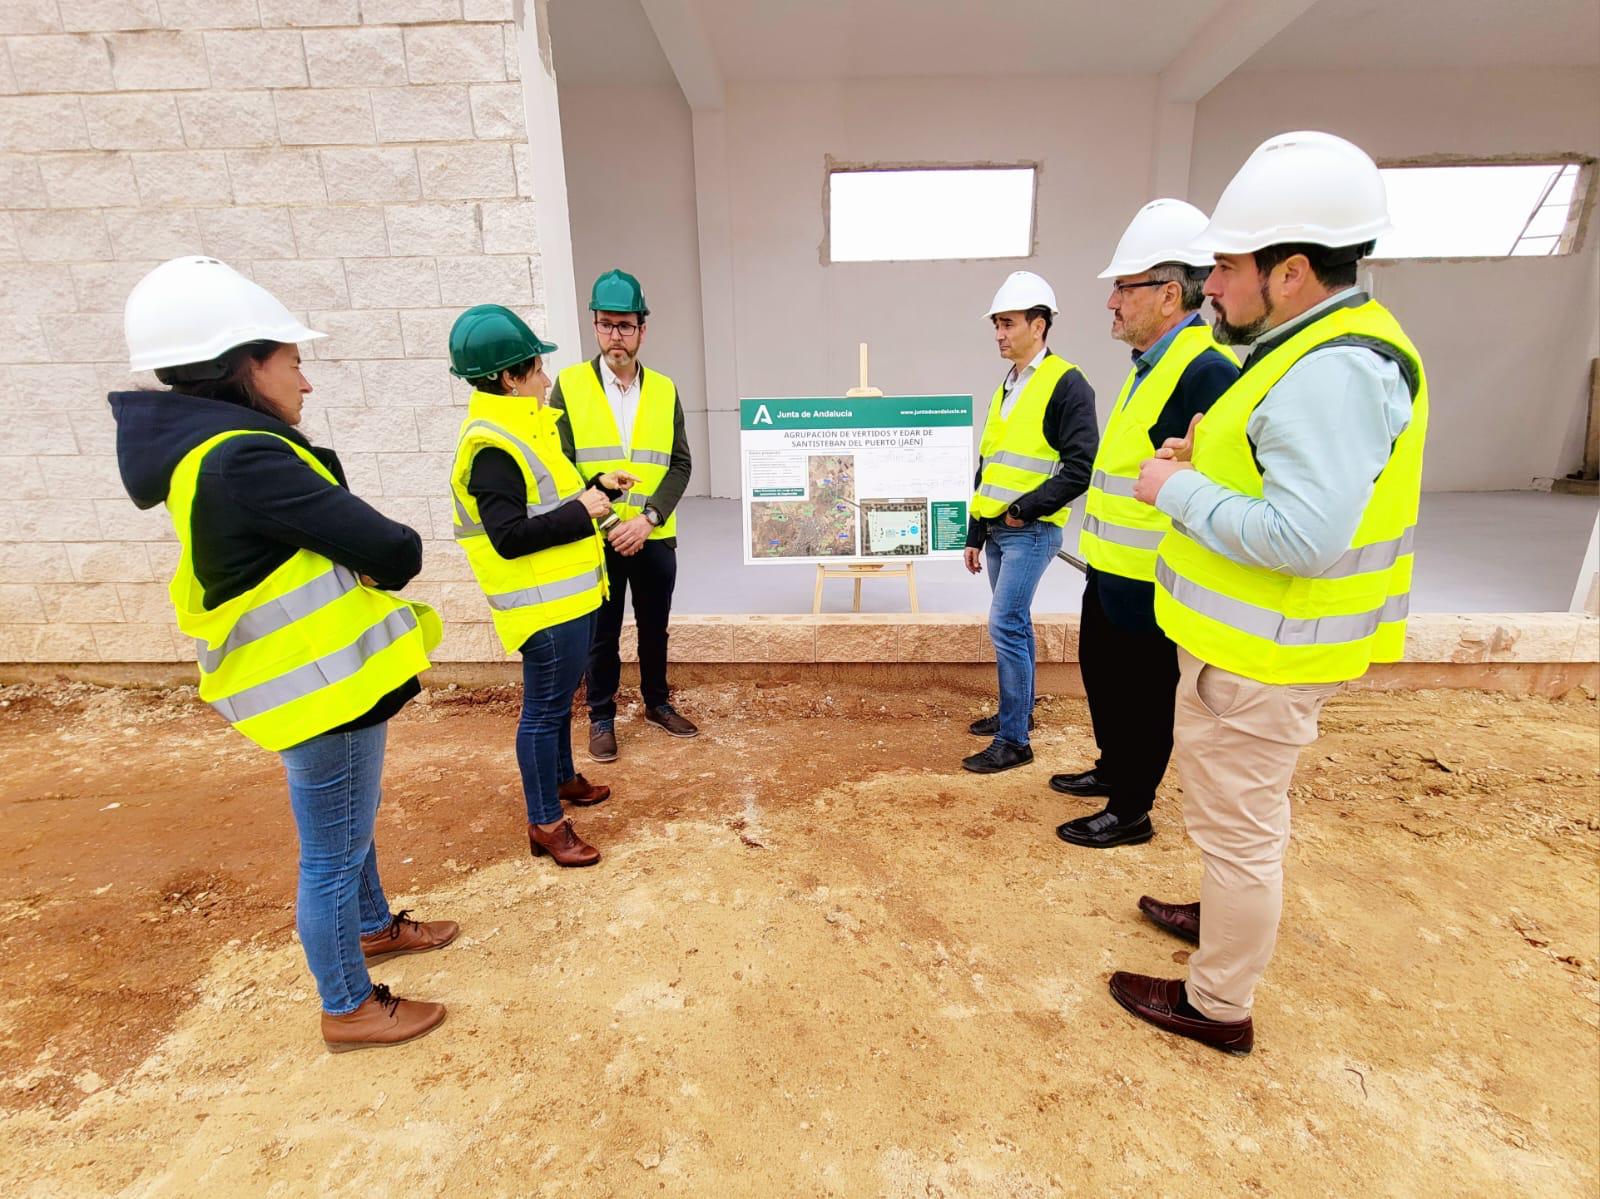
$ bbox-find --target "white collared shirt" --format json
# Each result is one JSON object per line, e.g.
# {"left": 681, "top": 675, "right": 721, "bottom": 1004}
{"left": 999, "top": 347, "right": 1047, "bottom": 420}
{"left": 599, "top": 357, "right": 641, "bottom": 451}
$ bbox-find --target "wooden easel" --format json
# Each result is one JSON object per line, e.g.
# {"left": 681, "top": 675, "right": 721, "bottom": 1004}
{"left": 811, "top": 343, "right": 920, "bottom": 614}
{"left": 813, "top": 560, "right": 919, "bottom": 613}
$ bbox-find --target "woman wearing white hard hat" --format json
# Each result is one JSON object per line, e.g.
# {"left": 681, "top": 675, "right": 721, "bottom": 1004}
{"left": 112, "top": 256, "right": 455, "bottom": 1053}
{"left": 1052, "top": 199, "right": 1240, "bottom": 851}
{"left": 962, "top": 269, "right": 1100, "bottom": 774}
{"left": 1110, "top": 132, "right": 1429, "bottom": 1057}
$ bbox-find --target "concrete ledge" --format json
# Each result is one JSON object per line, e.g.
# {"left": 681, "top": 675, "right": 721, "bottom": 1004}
{"left": 3, "top": 613, "right": 1595, "bottom": 696}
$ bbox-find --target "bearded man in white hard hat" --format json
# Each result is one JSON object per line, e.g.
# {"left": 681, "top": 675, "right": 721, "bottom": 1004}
{"left": 1052, "top": 201, "right": 1241, "bottom": 851}
{"left": 962, "top": 271, "right": 1099, "bottom": 774}
{"left": 1111, "top": 132, "right": 1428, "bottom": 1055}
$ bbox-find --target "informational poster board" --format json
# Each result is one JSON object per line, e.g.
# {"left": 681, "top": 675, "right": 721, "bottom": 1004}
{"left": 739, "top": 395, "right": 974, "bottom": 565}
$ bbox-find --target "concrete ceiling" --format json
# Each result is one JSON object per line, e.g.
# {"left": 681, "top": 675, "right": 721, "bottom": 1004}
{"left": 687, "top": 0, "right": 1232, "bottom": 81}
{"left": 1245, "top": 0, "right": 1600, "bottom": 71}
{"left": 548, "top": 0, "right": 1600, "bottom": 93}
{"left": 549, "top": 0, "right": 679, "bottom": 87}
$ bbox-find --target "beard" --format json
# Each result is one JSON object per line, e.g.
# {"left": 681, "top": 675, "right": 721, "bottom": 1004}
{"left": 1210, "top": 278, "right": 1275, "bottom": 345}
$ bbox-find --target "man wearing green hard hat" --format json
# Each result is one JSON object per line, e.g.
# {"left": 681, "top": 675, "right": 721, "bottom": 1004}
{"left": 550, "top": 269, "right": 697, "bottom": 763}
{"left": 446, "top": 303, "right": 636, "bottom": 868}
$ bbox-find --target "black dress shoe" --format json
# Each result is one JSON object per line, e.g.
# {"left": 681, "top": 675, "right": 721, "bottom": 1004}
{"left": 1055, "top": 809, "right": 1153, "bottom": 848}
{"left": 962, "top": 739, "right": 1034, "bottom": 774}
{"left": 1048, "top": 768, "right": 1111, "bottom": 797}
{"left": 1108, "top": 972, "right": 1253, "bottom": 1055}
{"left": 968, "top": 713, "right": 1036, "bottom": 737}
{"left": 1138, "top": 896, "right": 1200, "bottom": 944}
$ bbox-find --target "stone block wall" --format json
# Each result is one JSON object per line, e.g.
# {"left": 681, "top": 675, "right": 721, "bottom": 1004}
{"left": 0, "top": 0, "right": 541, "bottom": 663}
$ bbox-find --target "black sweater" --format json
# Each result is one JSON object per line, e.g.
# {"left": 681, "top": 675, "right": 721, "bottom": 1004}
{"left": 109, "top": 390, "right": 425, "bottom": 734}
{"left": 966, "top": 351, "right": 1099, "bottom": 549}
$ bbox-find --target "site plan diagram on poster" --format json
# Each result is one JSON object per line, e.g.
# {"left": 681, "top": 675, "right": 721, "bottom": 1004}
{"left": 739, "top": 395, "right": 973, "bottom": 565}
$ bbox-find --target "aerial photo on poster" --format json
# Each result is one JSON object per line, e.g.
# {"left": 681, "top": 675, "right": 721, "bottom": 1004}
{"left": 739, "top": 395, "right": 973, "bottom": 564}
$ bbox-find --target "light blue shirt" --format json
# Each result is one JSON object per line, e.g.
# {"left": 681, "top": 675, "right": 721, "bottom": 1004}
{"left": 1155, "top": 287, "right": 1413, "bottom": 577}
{"left": 1124, "top": 312, "right": 1204, "bottom": 405}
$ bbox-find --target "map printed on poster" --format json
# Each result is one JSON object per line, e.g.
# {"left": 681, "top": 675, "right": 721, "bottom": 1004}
{"left": 739, "top": 395, "right": 974, "bottom": 565}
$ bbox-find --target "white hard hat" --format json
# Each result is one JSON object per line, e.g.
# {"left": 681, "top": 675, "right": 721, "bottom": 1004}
{"left": 1190, "top": 130, "right": 1392, "bottom": 256}
{"left": 984, "top": 270, "right": 1058, "bottom": 319}
{"left": 1098, "top": 199, "right": 1214, "bottom": 278}
{"left": 124, "top": 256, "right": 325, "bottom": 372}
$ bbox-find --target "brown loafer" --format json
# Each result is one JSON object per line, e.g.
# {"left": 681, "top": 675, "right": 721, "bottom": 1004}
{"left": 558, "top": 772, "right": 610, "bottom": 807}
{"left": 644, "top": 703, "right": 699, "bottom": 738}
{"left": 1138, "top": 896, "right": 1200, "bottom": 944}
{"left": 360, "top": 909, "right": 460, "bottom": 964}
{"left": 528, "top": 818, "right": 601, "bottom": 867}
{"left": 588, "top": 723, "right": 618, "bottom": 762}
{"left": 321, "top": 983, "right": 446, "bottom": 1053}
{"left": 1108, "top": 971, "right": 1253, "bottom": 1055}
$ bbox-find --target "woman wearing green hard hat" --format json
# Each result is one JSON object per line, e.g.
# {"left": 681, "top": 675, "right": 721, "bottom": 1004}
{"left": 446, "top": 304, "right": 635, "bottom": 866}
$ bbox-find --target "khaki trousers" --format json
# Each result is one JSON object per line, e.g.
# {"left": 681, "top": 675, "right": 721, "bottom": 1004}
{"left": 1172, "top": 648, "right": 1341, "bottom": 1022}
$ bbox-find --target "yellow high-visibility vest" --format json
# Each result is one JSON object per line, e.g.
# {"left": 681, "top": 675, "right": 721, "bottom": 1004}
{"left": 165, "top": 431, "right": 440, "bottom": 752}
{"left": 558, "top": 360, "right": 680, "bottom": 539}
{"left": 450, "top": 391, "right": 607, "bottom": 654}
{"left": 970, "top": 354, "right": 1077, "bottom": 527}
{"left": 1080, "top": 324, "right": 1239, "bottom": 582}
{"left": 1154, "top": 298, "right": 1428, "bottom": 684}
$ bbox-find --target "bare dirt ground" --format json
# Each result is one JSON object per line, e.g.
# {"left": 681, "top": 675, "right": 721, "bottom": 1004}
{"left": 0, "top": 677, "right": 1595, "bottom": 1197}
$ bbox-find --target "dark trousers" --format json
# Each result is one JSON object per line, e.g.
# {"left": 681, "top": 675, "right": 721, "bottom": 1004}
{"left": 587, "top": 539, "right": 676, "bottom": 722}
{"left": 1079, "top": 576, "right": 1180, "bottom": 820}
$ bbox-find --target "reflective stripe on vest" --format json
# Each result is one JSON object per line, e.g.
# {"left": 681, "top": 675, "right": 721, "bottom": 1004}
{"left": 1156, "top": 560, "right": 1410, "bottom": 647}
{"left": 212, "top": 607, "right": 420, "bottom": 724}
{"left": 557, "top": 360, "right": 680, "bottom": 539}
{"left": 163, "top": 430, "right": 439, "bottom": 751}
{"left": 1153, "top": 297, "right": 1427, "bottom": 685}
{"left": 450, "top": 392, "right": 607, "bottom": 655}
{"left": 1079, "top": 324, "right": 1239, "bottom": 582}
{"left": 970, "top": 354, "right": 1077, "bottom": 526}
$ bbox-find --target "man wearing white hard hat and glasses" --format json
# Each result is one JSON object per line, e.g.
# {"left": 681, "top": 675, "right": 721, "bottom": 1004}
{"left": 1110, "top": 133, "right": 1428, "bottom": 1055}
{"left": 1052, "top": 200, "right": 1240, "bottom": 850}
{"left": 962, "top": 271, "right": 1098, "bottom": 774}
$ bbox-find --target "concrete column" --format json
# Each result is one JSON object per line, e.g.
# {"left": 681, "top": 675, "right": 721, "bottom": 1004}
{"left": 691, "top": 108, "right": 742, "bottom": 498}
{"left": 515, "top": 0, "right": 581, "bottom": 372}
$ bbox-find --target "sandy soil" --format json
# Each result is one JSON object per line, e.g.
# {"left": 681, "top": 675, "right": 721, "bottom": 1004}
{"left": 0, "top": 677, "right": 1595, "bottom": 1197}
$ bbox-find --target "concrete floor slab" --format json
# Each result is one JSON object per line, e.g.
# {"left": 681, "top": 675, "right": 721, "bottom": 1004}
{"left": 668, "top": 491, "right": 1598, "bottom": 615}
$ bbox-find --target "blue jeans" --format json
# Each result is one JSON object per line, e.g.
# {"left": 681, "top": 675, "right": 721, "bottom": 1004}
{"left": 984, "top": 520, "right": 1063, "bottom": 746}
{"left": 279, "top": 722, "right": 393, "bottom": 1016}
{"left": 518, "top": 611, "right": 595, "bottom": 825}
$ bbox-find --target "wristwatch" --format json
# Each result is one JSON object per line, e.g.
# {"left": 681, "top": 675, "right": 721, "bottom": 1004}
{"left": 643, "top": 506, "right": 662, "bottom": 528}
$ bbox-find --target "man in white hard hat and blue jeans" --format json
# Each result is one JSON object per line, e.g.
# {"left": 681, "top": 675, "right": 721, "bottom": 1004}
{"left": 1111, "top": 132, "right": 1428, "bottom": 1055}
{"left": 1052, "top": 200, "right": 1240, "bottom": 849}
{"left": 963, "top": 271, "right": 1099, "bottom": 773}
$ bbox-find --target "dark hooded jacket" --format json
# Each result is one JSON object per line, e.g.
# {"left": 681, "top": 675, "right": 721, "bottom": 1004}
{"left": 109, "top": 389, "right": 424, "bottom": 735}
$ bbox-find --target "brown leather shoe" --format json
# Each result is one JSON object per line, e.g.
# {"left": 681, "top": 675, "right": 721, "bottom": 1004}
{"left": 321, "top": 983, "right": 446, "bottom": 1053}
{"left": 558, "top": 772, "right": 610, "bottom": 807}
{"left": 644, "top": 703, "right": 698, "bottom": 738}
{"left": 1138, "top": 896, "right": 1200, "bottom": 943}
{"left": 1108, "top": 971, "right": 1253, "bottom": 1055}
{"left": 588, "top": 723, "right": 618, "bottom": 762}
{"left": 360, "top": 909, "right": 460, "bottom": 964}
{"left": 528, "top": 818, "right": 601, "bottom": 867}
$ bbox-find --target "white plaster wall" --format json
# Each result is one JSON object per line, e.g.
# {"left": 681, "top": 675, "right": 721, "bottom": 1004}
{"left": 708, "top": 75, "right": 1160, "bottom": 497}
{"left": 558, "top": 82, "right": 710, "bottom": 496}
{"left": 1191, "top": 66, "right": 1600, "bottom": 492}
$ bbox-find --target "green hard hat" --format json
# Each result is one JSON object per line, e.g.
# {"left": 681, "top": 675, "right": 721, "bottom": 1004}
{"left": 447, "top": 304, "right": 556, "bottom": 379}
{"left": 588, "top": 268, "right": 649, "bottom": 316}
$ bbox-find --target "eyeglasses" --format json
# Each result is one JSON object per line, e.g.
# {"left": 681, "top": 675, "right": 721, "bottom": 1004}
{"left": 595, "top": 320, "right": 640, "bottom": 337}
{"left": 1110, "top": 280, "right": 1172, "bottom": 296}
